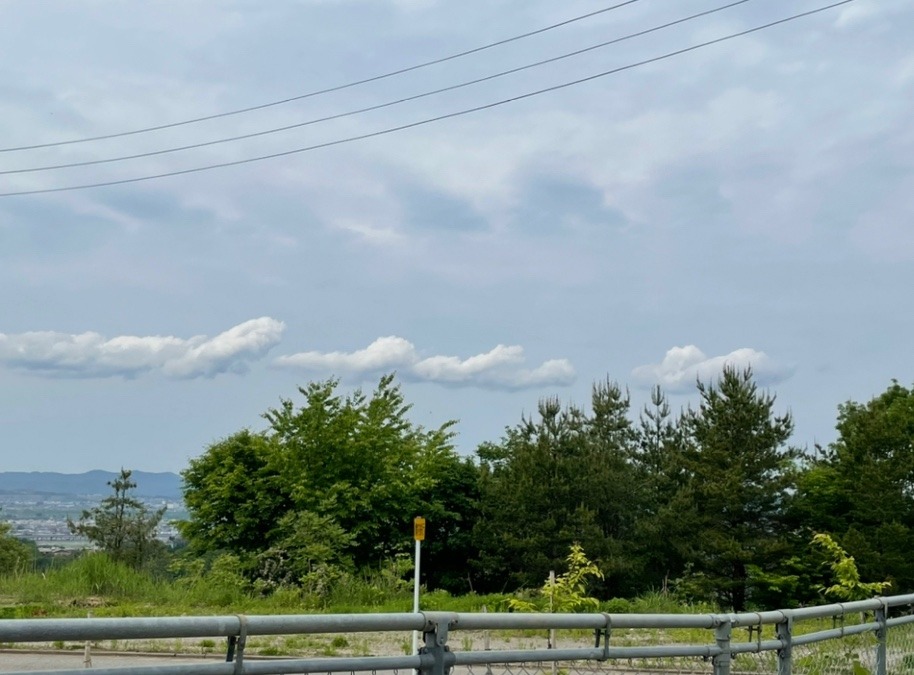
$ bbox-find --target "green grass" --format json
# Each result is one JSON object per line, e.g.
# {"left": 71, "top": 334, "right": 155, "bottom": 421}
{"left": 0, "top": 552, "right": 510, "bottom": 618}
{"left": 0, "top": 571, "right": 895, "bottom": 666}
{"left": 0, "top": 549, "right": 870, "bottom": 654}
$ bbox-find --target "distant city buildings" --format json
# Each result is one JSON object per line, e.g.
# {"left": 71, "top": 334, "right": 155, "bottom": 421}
{"left": 1, "top": 493, "right": 184, "bottom": 552}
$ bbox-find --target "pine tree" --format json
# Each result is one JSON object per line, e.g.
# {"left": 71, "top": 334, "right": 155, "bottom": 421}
{"left": 68, "top": 468, "right": 166, "bottom": 569}
{"left": 670, "top": 366, "right": 797, "bottom": 610}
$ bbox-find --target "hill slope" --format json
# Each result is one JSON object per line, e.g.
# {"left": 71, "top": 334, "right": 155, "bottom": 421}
{"left": 0, "top": 471, "right": 182, "bottom": 499}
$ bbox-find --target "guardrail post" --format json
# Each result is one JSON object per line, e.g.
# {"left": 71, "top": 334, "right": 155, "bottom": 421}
{"left": 83, "top": 611, "right": 92, "bottom": 669}
{"left": 875, "top": 602, "right": 887, "bottom": 675}
{"left": 713, "top": 618, "right": 732, "bottom": 675}
{"left": 777, "top": 616, "right": 793, "bottom": 675}
{"left": 596, "top": 614, "right": 611, "bottom": 661}
{"left": 226, "top": 615, "right": 248, "bottom": 675}
{"left": 419, "top": 613, "right": 454, "bottom": 675}
{"left": 483, "top": 605, "right": 492, "bottom": 675}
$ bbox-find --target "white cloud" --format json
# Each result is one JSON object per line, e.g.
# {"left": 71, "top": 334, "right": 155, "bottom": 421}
{"left": 412, "top": 344, "right": 523, "bottom": 382}
{"left": 275, "top": 335, "right": 416, "bottom": 373}
{"left": 275, "top": 336, "right": 575, "bottom": 390}
{"left": 632, "top": 345, "right": 793, "bottom": 393}
{"left": 164, "top": 318, "right": 286, "bottom": 378}
{"left": 0, "top": 317, "right": 284, "bottom": 379}
{"left": 834, "top": 3, "right": 879, "bottom": 29}
{"left": 507, "top": 358, "right": 577, "bottom": 389}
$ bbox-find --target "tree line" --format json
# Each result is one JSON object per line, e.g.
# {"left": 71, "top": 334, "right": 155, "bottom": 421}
{"left": 175, "top": 369, "right": 914, "bottom": 611}
{"left": 4, "top": 369, "right": 911, "bottom": 611}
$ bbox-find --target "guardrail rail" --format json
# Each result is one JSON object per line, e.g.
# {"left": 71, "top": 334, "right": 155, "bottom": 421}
{"left": 2, "top": 593, "right": 914, "bottom": 675}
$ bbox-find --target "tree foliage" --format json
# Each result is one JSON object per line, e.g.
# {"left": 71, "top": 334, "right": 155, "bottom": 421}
{"left": 171, "top": 370, "right": 914, "bottom": 608}
{"left": 0, "top": 518, "right": 34, "bottom": 574}
{"left": 181, "top": 375, "right": 473, "bottom": 591}
{"left": 181, "top": 430, "right": 289, "bottom": 554}
{"left": 473, "top": 380, "right": 643, "bottom": 594}
{"left": 665, "top": 367, "right": 797, "bottom": 611}
{"left": 67, "top": 469, "right": 166, "bottom": 570}
{"left": 811, "top": 533, "right": 890, "bottom": 601}
{"left": 629, "top": 386, "right": 688, "bottom": 593}
{"left": 793, "top": 380, "right": 914, "bottom": 590}
{"left": 263, "top": 375, "right": 456, "bottom": 565}
{"left": 508, "top": 543, "right": 604, "bottom": 612}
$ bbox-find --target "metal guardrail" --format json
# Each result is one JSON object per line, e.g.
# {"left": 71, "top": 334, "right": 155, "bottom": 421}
{"left": 2, "top": 594, "right": 914, "bottom": 675}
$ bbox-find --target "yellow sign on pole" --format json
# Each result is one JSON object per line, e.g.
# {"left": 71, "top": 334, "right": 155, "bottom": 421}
{"left": 414, "top": 516, "right": 426, "bottom": 542}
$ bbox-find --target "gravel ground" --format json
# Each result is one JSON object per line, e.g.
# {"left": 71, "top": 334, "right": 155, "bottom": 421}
{"left": 0, "top": 650, "right": 218, "bottom": 672}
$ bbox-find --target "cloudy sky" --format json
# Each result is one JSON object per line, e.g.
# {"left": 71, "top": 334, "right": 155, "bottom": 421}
{"left": 1, "top": 0, "right": 911, "bottom": 473}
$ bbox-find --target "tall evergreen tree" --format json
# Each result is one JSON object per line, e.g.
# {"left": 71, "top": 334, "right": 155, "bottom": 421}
{"left": 630, "top": 386, "right": 688, "bottom": 593}
{"left": 473, "top": 380, "right": 642, "bottom": 594}
{"left": 669, "top": 367, "right": 797, "bottom": 610}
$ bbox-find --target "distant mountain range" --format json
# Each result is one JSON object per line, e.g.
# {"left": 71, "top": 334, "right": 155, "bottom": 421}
{"left": 0, "top": 471, "right": 183, "bottom": 499}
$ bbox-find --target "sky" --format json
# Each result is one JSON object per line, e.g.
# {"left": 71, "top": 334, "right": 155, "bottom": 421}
{"left": 1, "top": 0, "right": 912, "bottom": 473}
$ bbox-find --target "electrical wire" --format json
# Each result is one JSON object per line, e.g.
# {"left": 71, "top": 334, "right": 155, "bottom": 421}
{"left": 0, "top": 0, "right": 642, "bottom": 153}
{"left": 0, "top": 0, "right": 754, "bottom": 176}
{"left": 0, "top": 0, "right": 856, "bottom": 198}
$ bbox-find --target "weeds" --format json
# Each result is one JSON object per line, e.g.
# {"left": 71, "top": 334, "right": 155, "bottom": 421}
{"left": 1, "top": 549, "right": 862, "bottom": 666}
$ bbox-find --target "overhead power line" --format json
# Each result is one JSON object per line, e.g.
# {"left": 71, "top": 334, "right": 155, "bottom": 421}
{"left": 0, "top": 0, "right": 754, "bottom": 176}
{"left": 0, "top": 0, "right": 641, "bottom": 153}
{"left": 0, "top": 0, "right": 856, "bottom": 198}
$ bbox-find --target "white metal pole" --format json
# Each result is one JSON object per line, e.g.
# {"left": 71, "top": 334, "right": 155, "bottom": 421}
{"left": 412, "top": 536, "right": 421, "bottom": 656}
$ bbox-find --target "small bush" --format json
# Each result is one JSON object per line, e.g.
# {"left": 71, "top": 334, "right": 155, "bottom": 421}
{"left": 602, "top": 597, "right": 633, "bottom": 614}
{"left": 631, "top": 590, "right": 717, "bottom": 614}
{"left": 507, "top": 544, "right": 604, "bottom": 613}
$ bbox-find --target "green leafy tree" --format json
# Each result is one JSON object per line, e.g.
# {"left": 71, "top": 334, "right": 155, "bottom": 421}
{"left": 181, "top": 375, "right": 474, "bottom": 590}
{"left": 416, "top": 454, "right": 481, "bottom": 594}
{"left": 254, "top": 511, "right": 355, "bottom": 591}
{"left": 667, "top": 367, "right": 797, "bottom": 611}
{"left": 508, "top": 543, "right": 604, "bottom": 612}
{"left": 0, "top": 518, "right": 35, "bottom": 575}
{"left": 811, "top": 533, "right": 890, "bottom": 601}
{"left": 181, "top": 430, "right": 290, "bottom": 554}
{"left": 262, "top": 374, "right": 460, "bottom": 569}
{"left": 792, "top": 381, "right": 914, "bottom": 590}
{"left": 67, "top": 469, "right": 166, "bottom": 569}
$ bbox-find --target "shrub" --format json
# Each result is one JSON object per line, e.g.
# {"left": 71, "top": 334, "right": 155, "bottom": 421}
{"left": 602, "top": 597, "right": 633, "bottom": 614}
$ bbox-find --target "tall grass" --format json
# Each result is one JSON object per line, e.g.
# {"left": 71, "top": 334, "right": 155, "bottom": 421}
{"left": 2, "top": 553, "right": 157, "bottom": 604}
{"left": 0, "top": 554, "right": 711, "bottom": 619}
{"left": 0, "top": 552, "right": 250, "bottom": 615}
